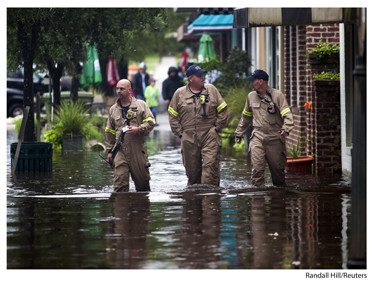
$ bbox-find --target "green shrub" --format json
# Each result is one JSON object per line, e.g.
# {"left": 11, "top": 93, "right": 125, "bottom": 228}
{"left": 13, "top": 115, "right": 47, "bottom": 138}
{"left": 220, "top": 127, "right": 245, "bottom": 151}
{"left": 223, "top": 83, "right": 251, "bottom": 127}
{"left": 195, "top": 47, "right": 252, "bottom": 96}
{"left": 195, "top": 58, "right": 221, "bottom": 72}
{"left": 307, "top": 40, "right": 340, "bottom": 61}
{"left": 44, "top": 125, "right": 63, "bottom": 150}
{"left": 196, "top": 47, "right": 252, "bottom": 150}
{"left": 313, "top": 71, "right": 340, "bottom": 80}
{"left": 219, "top": 83, "right": 251, "bottom": 150}
{"left": 13, "top": 115, "right": 37, "bottom": 135}
{"left": 85, "top": 121, "right": 105, "bottom": 141}
{"left": 213, "top": 47, "right": 252, "bottom": 95}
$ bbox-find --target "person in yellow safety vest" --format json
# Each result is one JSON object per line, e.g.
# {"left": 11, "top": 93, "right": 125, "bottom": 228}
{"left": 235, "top": 69, "right": 294, "bottom": 187}
{"left": 105, "top": 79, "right": 155, "bottom": 192}
{"left": 168, "top": 65, "right": 228, "bottom": 186}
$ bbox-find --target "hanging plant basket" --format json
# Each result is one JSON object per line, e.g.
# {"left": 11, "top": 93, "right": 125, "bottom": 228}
{"left": 307, "top": 52, "right": 340, "bottom": 65}
{"left": 286, "top": 156, "right": 314, "bottom": 175}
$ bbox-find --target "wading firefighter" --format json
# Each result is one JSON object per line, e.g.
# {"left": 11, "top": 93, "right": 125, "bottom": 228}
{"left": 235, "top": 69, "right": 294, "bottom": 187}
{"left": 105, "top": 79, "right": 155, "bottom": 192}
{"left": 168, "top": 65, "right": 228, "bottom": 186}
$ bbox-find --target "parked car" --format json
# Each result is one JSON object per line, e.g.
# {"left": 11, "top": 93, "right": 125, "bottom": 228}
{"left": 7, "top": 87, "right": 24, "bottom": 117}
{"left": 7, "top": 70, "right": 49, "bottom": 117}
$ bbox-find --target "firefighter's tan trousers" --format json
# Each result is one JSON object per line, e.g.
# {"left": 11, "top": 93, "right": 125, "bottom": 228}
{"left": 181, "top": 128, "right": 221, "bottom": 186}
{"left": 249, "top": 134, "right": 287, "bottom": 187}
{"left": 113, "top": 143, "right": 151, "bottom": 192}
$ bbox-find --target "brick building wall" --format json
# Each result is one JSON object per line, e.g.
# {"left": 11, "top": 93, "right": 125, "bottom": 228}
{"left": 283, "top": 24, "right": 340, "bottom": 175}
{"left": 283, "top": 26, "right": 308, "bottom": 151}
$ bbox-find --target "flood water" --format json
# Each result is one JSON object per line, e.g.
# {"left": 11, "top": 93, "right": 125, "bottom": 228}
{"left": 7, "top": 114, "right": 352, "bottom": 270}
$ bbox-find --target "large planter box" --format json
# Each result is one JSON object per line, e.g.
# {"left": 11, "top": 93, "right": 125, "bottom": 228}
{"left": 286, "top": 156, "right": 314, "bottom": 175}
{"left": 11, "top": 142, "right": 53, "bottom": 172}
{"left": 41, "top": 91, "right": 94, "bottom": 116}
{"left": 307, "top": 52, "right": 340, "bottom": 65}
{"left": 62, "top": 135, "right": 83, "bottom": 151}
{"left": 307, "top": 53, "right": 340, "bottom": 76}
{"left": 41, "top": 91, "right": 94, "bottom": 105}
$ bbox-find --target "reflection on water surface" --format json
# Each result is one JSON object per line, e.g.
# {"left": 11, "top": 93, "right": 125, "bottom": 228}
{"left": 7, "top": 118, "right": 351, "bottom": 269}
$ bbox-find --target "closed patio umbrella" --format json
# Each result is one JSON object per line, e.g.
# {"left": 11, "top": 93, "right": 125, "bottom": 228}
{"left": 198, "top": 33, "right": 216, "bottom": 62}
{"left": 107, "top": 57, "right": 120, "bottom": 87}
{"left": 81, "top": 43, "right": 102, "bottom": 90}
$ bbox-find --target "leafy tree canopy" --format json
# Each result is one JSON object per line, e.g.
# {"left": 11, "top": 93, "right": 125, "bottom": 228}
{"left": 7, "top": 8, "right": 168, "bottom": 72}
{"left": 7, "top": 8, "right": 168, "bottom": 141}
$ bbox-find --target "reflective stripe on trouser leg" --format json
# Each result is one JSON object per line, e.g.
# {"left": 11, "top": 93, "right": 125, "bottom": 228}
{"left": 263, "top": 137, "right": 286, "bottom": 186}
{"left": 181, "top": 132, "right": 202, "bottom": 185}
{"left": 249, "top": 135, "right": 266, "bottom": 187}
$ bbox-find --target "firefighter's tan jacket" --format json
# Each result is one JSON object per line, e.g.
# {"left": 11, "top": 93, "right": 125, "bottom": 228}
{"left": 235, "top": 88, "right": 294, "bottom": 140}
{"left": 105, "top": 96, "right": 155, "bottom": 160}
{"left": 168, "top": 84, "right": 228, "bottom": 136}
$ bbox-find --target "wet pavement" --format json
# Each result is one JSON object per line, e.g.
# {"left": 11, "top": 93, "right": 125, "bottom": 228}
{"left": 7, "top": 113, "right": 352, "bottom": 270}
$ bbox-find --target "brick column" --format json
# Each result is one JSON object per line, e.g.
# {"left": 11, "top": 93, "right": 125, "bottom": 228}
{"left": 305, "top": 24, "right": 340, "bottom": 176}
{"left": 313, "top": 80, "right": 342, "bottom": 175}
{"left": 283, "top": 24, "right": 341, "bottom": 176}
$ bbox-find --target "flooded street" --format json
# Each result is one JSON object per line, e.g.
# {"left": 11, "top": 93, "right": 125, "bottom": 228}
{"left": 7, "top": 113, "right": 352, "bottom": 269}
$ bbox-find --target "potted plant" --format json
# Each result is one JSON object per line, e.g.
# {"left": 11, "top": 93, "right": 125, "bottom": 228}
{"left": 306, "top": 40, "right": 340, "bottom": 64}
{"left": 44, "top": 101, "right": 90, "bottom": 151}
{"left": 286, "top": 135, "right": 314, "bottom": 174}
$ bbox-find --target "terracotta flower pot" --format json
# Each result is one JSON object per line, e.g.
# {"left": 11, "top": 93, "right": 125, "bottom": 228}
{"left": 286, "top": 156, "right": 314, "bottom": 174}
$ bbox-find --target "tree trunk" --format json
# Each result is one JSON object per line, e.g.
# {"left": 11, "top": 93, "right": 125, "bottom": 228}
{"left": 118, "top": 56, "right": 128, "bottom": 79}
{"left": 23, "top": 58, "right": 36, "bottom": 142}
{"left": 17, "top": 17, "right": 40, "bottom": 141}
{"left": 70, "top": 62, "right": 82, "bottom": 103}
{"left": 47, "top": 60, "right": 64, "bottom": 108}
{"left": 70, "top": 76, "right": 80, "bottom": 103}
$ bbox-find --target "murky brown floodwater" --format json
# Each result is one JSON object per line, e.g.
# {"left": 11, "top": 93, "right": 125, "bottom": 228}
{"left": 7, "top": 114, "right": 351, "bottom": 269}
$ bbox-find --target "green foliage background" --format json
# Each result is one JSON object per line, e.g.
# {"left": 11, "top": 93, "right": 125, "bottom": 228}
{"left": 307, "top": 40, "right": 340, "bottom": 61}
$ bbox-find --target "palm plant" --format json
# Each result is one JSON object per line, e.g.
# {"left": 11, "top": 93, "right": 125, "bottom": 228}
{"left": 286, "top": 135, "right": 308, "bottom": 159}
{"left": 55, "top": 101, "right": 90, "bottom": 135}
{"left": 44, "top": 101, "right": 92, "bottom": 149}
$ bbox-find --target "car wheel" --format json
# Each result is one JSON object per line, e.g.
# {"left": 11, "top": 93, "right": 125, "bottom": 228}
{"left": 9, "top": 103, "right": 24, "bottom": 117}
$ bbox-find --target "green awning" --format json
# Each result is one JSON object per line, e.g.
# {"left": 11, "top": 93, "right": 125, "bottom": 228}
{"left": 187, "top": 14, "right": 234, "bottom": 34}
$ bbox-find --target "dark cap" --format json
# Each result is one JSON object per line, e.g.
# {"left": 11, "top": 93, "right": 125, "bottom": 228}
{"left": 246, "top": 69, "right": 269, "bottom": 81}
{"left": 186, "top": 65, "right": 207, "bottom": 77}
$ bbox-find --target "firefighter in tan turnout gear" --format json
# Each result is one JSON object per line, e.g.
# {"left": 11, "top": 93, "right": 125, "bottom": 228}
{"left": 235, "top": 70, "right": 294, "bottom": 187}
{"left": 105, "top": 79, "right": 155, "bottom": 192}
{"left": 168, "top": 65, "right": 228, "bottom": 186}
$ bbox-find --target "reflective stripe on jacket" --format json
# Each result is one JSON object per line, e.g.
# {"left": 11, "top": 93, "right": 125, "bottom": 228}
{"left": 168, "top": 84, "right": 228, "bottom": 137}
{"left": 235, "top": 87, "right": 294, "bottom": 138}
